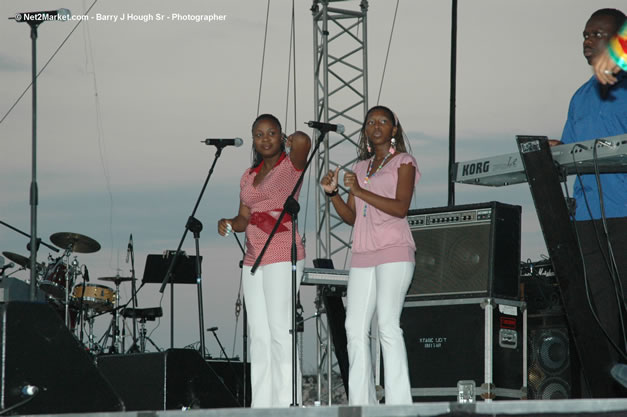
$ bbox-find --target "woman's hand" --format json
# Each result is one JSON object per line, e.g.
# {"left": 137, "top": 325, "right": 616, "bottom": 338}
{"left": 321, "top": 167, "right": 339, "bottom": 193}
{"left": 217, "top": 218, "right": 233, "bottom": 237}
{"left": 343, "top": 170, "right": 362, "bottom": 196}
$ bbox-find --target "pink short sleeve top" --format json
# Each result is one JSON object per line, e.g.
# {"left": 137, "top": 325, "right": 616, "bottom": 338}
{"left": 240, "top": 152, "right": 306, "bottom": 266}
{"left": 350, "top": 152, "right": 421, "bottom": 268}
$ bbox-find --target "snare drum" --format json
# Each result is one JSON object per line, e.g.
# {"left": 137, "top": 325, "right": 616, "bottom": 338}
{"left": 72, "top": 284, "right": 115, "bottom": 312}
{"left": 40, "top": 262, "right": 69, "bottom": 299}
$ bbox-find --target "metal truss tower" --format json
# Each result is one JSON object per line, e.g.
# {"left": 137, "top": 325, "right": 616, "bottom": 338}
{"left": 311, "top": 0, "right": 369, "bottom": 405}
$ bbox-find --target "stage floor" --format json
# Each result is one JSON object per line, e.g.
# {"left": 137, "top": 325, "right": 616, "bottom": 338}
{"left": 14, "top": 399, "right": 627, "bottom": 417}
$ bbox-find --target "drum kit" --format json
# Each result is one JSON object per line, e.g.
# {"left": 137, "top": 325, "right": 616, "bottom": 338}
{"left": 2, "top": 232, "right": 136, "bottom": 354}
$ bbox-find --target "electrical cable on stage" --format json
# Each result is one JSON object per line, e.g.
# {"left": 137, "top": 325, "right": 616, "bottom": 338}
{"left": 0, "top": 0, "right": 101, "bottom": 126}
{"left": 376, "top": 0, "right": 400, "bottom": 105}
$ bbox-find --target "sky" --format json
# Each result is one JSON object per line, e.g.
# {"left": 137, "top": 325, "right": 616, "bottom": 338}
{"left": 1, "top": 0, "right": 625, "bottom": 375}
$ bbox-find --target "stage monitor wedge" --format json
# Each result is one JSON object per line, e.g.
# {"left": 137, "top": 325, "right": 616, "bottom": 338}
{"left": 0, "top": 301, "right": 124, "bottom": 414}
{"left": 407, "top": 201, "right": 521, "bottom": 300}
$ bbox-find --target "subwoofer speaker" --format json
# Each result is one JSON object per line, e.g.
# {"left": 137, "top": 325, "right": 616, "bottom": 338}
{"left": 406, "top": 201, "right": 521, "bottom": 300}
{"left": 0, "top": 301, "right": 124, "bottom": 414}
{"left": 527, "top": 315, "right": 572, "bottom": 399}
{"left": 97, "top": 349, "right": 239, "bottom": 410}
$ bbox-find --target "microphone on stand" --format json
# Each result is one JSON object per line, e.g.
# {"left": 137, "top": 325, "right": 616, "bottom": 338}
{"left": 83, "top": 265, "right": 90, "bottom": 282}
{"left": 10, "top": 9, "right": 71, "bottom": 23}
{"left": 126, "top": 234, "right": 133, "bottom": 263}
{"left": 0, "top": 263, "right": 15, "bottom": 274}
{"left": 305, "top": 121, "right": 345, "bottom": 134}
{"left": 201, "top": 138, "right": 244, "bottom": 147}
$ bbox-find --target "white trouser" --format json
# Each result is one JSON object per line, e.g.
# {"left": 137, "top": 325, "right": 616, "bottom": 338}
{"left": 345, "top": 261, "right": 414, "bottom": 405}
{"left": 242, "top": 260, "right": 304, "bottom": 408}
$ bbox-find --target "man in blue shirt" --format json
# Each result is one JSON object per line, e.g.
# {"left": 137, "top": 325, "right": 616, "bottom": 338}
{"left": 558, "top": 8, "right": 626, "bottom": 396}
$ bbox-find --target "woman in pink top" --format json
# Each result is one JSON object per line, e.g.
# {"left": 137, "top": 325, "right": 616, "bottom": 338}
{"left": 218, "top": 114, "right": 311, "bottom": 407}
{"left": 321, "top": 105, "right": 420, "bottom": 405}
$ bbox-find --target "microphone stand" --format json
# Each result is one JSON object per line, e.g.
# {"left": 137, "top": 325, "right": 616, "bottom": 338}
{"left": 12, "top": 11, "right": 67, "bottom": 302}
{"left": 233, "top": 233, "right": 249, "bottom": 407}
{"left": 250, "top": 129, "right": 328, "bottom": 407}
{"left": 128, "top": 236, "right": 138, "bottom": 350}
{"left": 27, "top": 19, "right": 41, "bottom": 301}
{"left": 208, "top": 327, "right": 244, "bottom": 406}
{"left": 158, "top": 144, "right": 227, "bottom": 355}
{"left": 0, "top": 221, "right": 59, "bottom": 254}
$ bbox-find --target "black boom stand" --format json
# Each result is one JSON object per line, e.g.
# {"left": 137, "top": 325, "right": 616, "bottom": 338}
{"left": 251, "top": 128, "right": 329, "bottom": 406}
{"left": 158, "top": 143, "right": 228, "bottom": 356}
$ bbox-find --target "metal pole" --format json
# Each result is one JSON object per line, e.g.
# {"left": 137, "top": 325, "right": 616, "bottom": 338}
{"left": 29, "top": 23, "right": 40, "bottom": 301}
{"left": 447, "top": 0, "right": 458, "bottom": 207}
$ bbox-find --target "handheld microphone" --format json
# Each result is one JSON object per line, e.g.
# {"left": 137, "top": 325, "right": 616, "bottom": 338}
{"left": 11, "top": 9, "right": 71, "bottom": 23}
{"left": 126, "top": 234, "right": 133, "bottom": 263}
{"left": 201, "top": 138, "right": 243, "bottom": 147}
{"left": 306, "top": 121, "right": 345, "bottom": 134}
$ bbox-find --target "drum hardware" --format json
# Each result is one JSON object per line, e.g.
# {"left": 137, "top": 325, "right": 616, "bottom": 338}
{"left": 46, "top": 232, "right": 100, "bottom": 330}
{"left": 97, "top": 275, "right": 134, "bottom": 354}
{"left": 122, "top": 307, "right": 163, "bottom": 353}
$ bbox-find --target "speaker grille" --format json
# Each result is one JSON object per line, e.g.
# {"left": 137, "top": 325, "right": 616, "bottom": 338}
{"left": 411, "top": 223, "right": 490, "bottom": 296}
{"left": 406, "top": 202, "right": 521, "bottom": 300}
{"left": 528, "top": 326, "right": 571, "bottom": 399}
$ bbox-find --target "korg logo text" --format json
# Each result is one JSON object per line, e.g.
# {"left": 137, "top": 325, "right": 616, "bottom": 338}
{"left": 462, "top": 161, "right": 490, "bottom": 176}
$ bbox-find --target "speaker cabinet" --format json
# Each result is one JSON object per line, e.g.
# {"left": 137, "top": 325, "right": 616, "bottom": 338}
{"left": 205, "top": 359, "right": 251, "bottom": 407}
{"left": 407, "top": 201, "right": 521, "bottom": 300}
{"left": 527, "top": 315, "right": 572, "bottom": 399}
{"left": 97, "top": 349, "right": 239, "bottom": 410}
{"left": 0, "top": 301, "right": 124, "bottom": 414}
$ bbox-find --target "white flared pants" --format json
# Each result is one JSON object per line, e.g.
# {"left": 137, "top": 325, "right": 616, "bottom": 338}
{"left": 345, "top": 261, "right": 414, "bottom": 405}
{"left": 242, "top": 260, "right": 304, "bottom": 408}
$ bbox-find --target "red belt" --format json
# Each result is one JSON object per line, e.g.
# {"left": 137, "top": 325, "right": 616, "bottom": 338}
{"left": 250, "top": 210, "right": 291, "bottom": 234}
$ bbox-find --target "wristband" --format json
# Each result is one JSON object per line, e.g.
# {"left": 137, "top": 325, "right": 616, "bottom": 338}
{"left": 325, "top": 188, "right": 339, "bottom": 197}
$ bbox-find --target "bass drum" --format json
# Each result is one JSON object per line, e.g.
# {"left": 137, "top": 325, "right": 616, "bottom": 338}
{"left": 40, "top": 261, "right": 70, "bottom": 299}
{"left": 47, "top": 298, "right": 78, "bottom": 332}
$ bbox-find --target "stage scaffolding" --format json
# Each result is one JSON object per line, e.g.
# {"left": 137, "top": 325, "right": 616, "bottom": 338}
{"left": 311, "top": 0, "right": 369, "bottom": 405}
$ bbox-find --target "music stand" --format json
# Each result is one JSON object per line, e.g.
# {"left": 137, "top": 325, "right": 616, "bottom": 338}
{"left": 143, "top": 251, "right": 200, "bottom": 348}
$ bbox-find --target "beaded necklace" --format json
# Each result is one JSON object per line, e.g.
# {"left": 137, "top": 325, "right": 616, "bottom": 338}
{"left": 362, "top": 152, "right": 393, "bottom": 216}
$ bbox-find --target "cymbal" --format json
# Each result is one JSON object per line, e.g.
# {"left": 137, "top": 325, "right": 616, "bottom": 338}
{"left": 50, "top": 232, "right": 101, "bottom": 254}
{"left": 98, "top": 276, "right": 135, "bottom": 283}
{"left": 2, "top": 251, "right": 30, "bottom": 269}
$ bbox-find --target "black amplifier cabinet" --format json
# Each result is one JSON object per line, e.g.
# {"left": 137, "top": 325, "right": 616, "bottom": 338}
{"left": 399, "top": 297, "right": 527, "bottom": 401}
{"left": 407, "top": 201, "right": 521, "bottom": 300}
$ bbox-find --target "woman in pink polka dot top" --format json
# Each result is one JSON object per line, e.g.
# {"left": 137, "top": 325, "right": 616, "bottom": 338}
{"left": 320, "top": 105, "right": 420, "bottom": 406}
{"left": 218, "top": 114, "right": 311, "bottom": 408}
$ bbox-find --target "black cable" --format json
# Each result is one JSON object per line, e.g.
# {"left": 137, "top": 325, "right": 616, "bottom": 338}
{"left": 233, "top": 233, "right": 246, "bottom": 256}
{"left": 376, "top": 0, "right": 400, "bottom": 105}
{"left": 291, "top": 0, "right": 297, "bottom": 133}
{"left": 569, "top": 147, "right": 627, "bottom": 360}
{"left": 256, "top": 0, "right": 271, "bottom": 117}
{"left": 591, "top": 139, "right": 626, "bottom": 352}
{"left": 0, "top": 0, "right": 101, "bottom": 126}
{"left": 0, "top": 390, "right": 40, "bottom": 416}
{"left": 284, "top": 0, "right": 295, "bottom": 130}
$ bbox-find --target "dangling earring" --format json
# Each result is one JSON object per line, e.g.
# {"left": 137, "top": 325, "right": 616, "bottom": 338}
{"left": 389, "top": 138, "right": 397, "bottom": 155}
{"left": 367, "top": 141, "right": 372, "bottom": 154}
